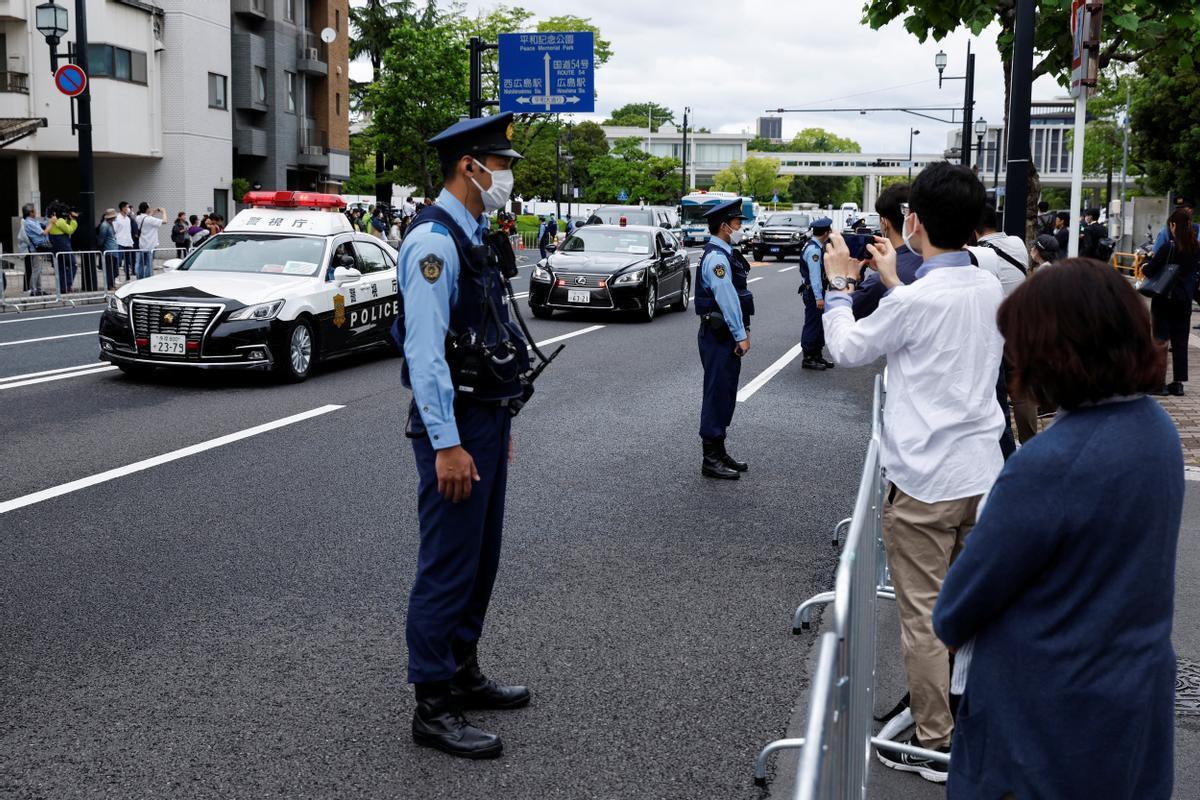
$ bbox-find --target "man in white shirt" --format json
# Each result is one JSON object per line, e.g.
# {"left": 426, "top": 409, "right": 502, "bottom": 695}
{"left": 821, "top": 161, "right": 1005, "bottom": 783}
{"left": 135, "top": 202, "right": 166, "bottom": 279}
{"left": 113, "top": 201, "right": 135, "bottom": 281}
{"left": 971, "top": 204, "right": 1028, "bottom": 297}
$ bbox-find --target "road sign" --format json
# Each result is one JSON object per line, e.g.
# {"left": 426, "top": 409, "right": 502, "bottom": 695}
{"left": 54, "top": 64, "right": 87, "bottom": 98}
{"left": 498, "top": 32, "right": 595, "bottom": 114}
{"left": 617, "top": 189, "right": 629, "bottom": 202}
{"left": 771, "top": 193, "right": 779, "bottom": 204}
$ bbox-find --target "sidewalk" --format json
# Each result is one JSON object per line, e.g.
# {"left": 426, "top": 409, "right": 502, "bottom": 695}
{"left": 1154, "top": 333, "right": 1200, "bottom": 470}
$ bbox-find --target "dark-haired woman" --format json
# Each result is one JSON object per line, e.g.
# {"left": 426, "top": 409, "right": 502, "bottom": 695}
{"left": 933, "top": 259, "right": 1180, "bottom": 800}
{"left": 1149, "top": 208, "right": 1200, "bottom": 396}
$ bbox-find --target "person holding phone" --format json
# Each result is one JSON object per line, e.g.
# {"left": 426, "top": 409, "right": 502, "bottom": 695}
{"left": 799, "top": 218, "right": 836, "bottom": 370}
{"left": 694, "top": 198, "right": 754, "bottom": 480}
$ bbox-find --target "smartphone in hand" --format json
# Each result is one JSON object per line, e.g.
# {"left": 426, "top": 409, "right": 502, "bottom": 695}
{"left": 842, "top": 233, "right": 874, "bottom": 261}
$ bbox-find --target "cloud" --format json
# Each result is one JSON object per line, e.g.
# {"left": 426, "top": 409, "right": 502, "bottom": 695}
{"left": 350, "top": 0, "right": 1065, "bottom": 154}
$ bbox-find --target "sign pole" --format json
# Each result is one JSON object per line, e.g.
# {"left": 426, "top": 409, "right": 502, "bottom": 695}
{"left": 74, "top": 0, "right": 98, "bottom": 291}
{"left": 1067, "top": 94, "right": 1087, "bottom": 258}
{"left": 1002, "top": 0, "right": 1036, "bottom": 238}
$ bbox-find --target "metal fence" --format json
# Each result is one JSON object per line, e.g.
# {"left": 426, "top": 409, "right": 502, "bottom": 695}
{"left": 1, "top": 246, "right": 184, "bottom": 310}
{"left": 754, "top": 374, "right": 947, "bottom": 797}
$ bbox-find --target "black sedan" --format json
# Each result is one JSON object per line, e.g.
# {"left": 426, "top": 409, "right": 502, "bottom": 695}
{"left": 528, "top": 225, "right": 690, "bottom": 322}
{"left": 751, "top": 213, "right": 812, "bottom": 262}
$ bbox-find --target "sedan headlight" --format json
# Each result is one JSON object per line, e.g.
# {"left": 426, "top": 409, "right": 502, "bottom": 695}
{"left": 106, "top": 293, "right": 127, "bottom": 316}
{"left": 228, "top": 299, "right": 285, "bottom": 321}
{"left": 613, "top": 269, "right": 645, "bottom": 285}
{"left": 532, "top": 265, "right": 552, "bottom": 281}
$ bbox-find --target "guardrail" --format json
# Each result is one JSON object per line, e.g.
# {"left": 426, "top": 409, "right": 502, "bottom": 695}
{"left": 1, "top": 247, "right": 183, "bottom": 311}
{"left": 1111, "top": 251, "right": 1145, "bottom": 280}
{"left": 754, "top": 374, "right": 947, "bottom": 797}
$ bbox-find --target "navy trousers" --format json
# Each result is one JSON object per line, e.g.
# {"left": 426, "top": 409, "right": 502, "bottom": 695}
{"left": 407, "top": 403, "right": 511, "bottom": 684}
{"left": 801, "top": 287, "right": 824, "bottom": 358}
{"left": 698, "top": 325, "right": 742, "bottom": 440}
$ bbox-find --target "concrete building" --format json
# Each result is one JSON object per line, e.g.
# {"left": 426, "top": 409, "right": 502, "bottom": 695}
{"left": 0, "top": 0, "right": 234, "bottom": 251}
{"left": 756, "top": 115, "right": 782, "bottom": 142}
{"left": 602, "top": 124, "right": 754, "bottom": 190}
{"left": 230, "top": 0, "right": 349, "bottom": 197}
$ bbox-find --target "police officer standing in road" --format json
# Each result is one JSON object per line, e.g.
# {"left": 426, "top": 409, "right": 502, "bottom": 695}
{"left": 694, "top": 198, "right": 754, "bottom": 480}
{"left": 394, "top": 112, "right": 532, "bottom": 760}
{"left": 800, "top": 218, "right": 835, "bottom": 370}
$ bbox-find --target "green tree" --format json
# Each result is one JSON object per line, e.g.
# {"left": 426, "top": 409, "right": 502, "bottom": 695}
{"left": 712, "top": 162, "right": 746, "bottom": 195}
{"left": 589, "top": 138, "right": 681, "bottom": 204}
{"left": 1129, "top": 49, "right": 1200, "bottom": 196}
{"left": 564, "top": 121, "right": 610, "bottom": 200}
{"left": 714, "top": 158, "right": 790, "bottom": 200}
{"left": 788, "top": 128, "right": 862, "bottom": 154}
{"left": 603, "top": 102, "right": 675, "bottom": 131}
{"left": 342, "top": 132, "right": 382, "bottom": 195}
{"left": 366, "top": 14, "right": 468, "bottom": 196}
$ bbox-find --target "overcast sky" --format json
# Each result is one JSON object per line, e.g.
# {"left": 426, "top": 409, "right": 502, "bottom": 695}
{"left": 348, "top": 0, "right": 1066, "bottom": 154}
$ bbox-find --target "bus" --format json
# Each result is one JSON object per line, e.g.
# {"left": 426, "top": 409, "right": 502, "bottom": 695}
{"left": 679, "top": 191, "right": 756, "bottom": 246}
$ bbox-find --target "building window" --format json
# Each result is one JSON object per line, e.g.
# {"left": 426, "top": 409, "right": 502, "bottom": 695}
{"left": 335, "top": 8, "right": 340, "bottom": 31}
{"left": 284, "top": 0, "right": 296, "bottom": 22}
{"left": 255, "top": 67, "right": 267, "bottom": 104}
{"left": 208, "top": 73, "right": 227, "bottom": 110}
{"left": 86, "top": 44, "right": 147, "bottom": 85}
{"left": 304, "top": 78, "right": 316, "bottom": 119}
{"left": 335, "top": 92, "right": 341, "bottom": 117}
{"left": 213, "top": 189, "right": 228, "bottom": 221}
{"left": 286, "top": 71, "right": 297, "bottom": 113}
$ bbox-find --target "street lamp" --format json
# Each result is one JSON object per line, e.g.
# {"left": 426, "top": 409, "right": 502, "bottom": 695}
{"left": 974, "top": 117, "right": 988, "bottom": 173}
{"left": 907, "top": 128, "right": 920, "bottom": 183}
{"left": 35, "top": 1, "right": 69, "bottom": 72}
{"left": 934, "top": 44, "right": 977, "bottom": 167}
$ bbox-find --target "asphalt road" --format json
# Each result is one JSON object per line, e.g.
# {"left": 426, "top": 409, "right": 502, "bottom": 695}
{"left": 0, "top": 248, "right": 878, "bottom": 799}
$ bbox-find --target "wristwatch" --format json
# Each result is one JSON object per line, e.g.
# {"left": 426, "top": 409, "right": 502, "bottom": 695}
{"left": 829, "top": 276, "right": 858, "bottom": 291}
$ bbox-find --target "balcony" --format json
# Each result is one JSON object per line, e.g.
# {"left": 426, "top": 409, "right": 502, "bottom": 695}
{"left": 0, "top": 0, "right": 27, "bottom": 21}
{"left": 1, "top": 71, "right": 28, "bottom": 94}
{"left": 298, "top": 128, "right": 328, "bottom": 167}
{"left": 232, "top": 0, "right": 267, "bottom": 20}
{"left": 235, "top": 126, "right": 268, "bottom": 158}
{"left": 297, "top": 32, "right": 328, "bottom": 77}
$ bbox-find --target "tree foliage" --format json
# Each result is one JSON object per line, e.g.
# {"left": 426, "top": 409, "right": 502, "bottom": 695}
{"left": 603, "top": 102, "right": 676, "bottom": 131}
{"left": 1128, "top": 49, "right": 1200, "bottom": 196}
{"left": 745, "top": 127, "right": 865, "bottom": 207}
{"left": 510, "top": 119, "right": 611, "bottom": 201}
{"left": 588, "top": 138, "right": 681, "bottom": 205}
{"left": 713, "top": 157, "right": 791, "bottom": 200}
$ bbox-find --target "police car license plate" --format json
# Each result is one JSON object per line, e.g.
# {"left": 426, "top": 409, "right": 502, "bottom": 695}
{"left": 567, "top": 290, "right": 590, "bottom": 304}
{"left": 150, "top": 333, "right": 186, "bottom": 355}
{"left": 770, "top": 246, "right": 781, "bottom": 253}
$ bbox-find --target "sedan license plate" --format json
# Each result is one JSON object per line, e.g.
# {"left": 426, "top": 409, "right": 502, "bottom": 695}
{"left": 567, "top": 289, "right": 590, "bottom": 304}
{"left": 770, "top": 246, "right": 781, "bottom": 253}
{"left": 150, "top": 333, "right": 186, "bottom": 355}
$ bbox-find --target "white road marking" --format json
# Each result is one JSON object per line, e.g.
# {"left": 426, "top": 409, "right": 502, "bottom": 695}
{"left": 512, "top": 292, "right": 530, "bottom": 299}
{"left": 778, "top": 265, "right": 799, "bottom": 273}
{"left": 0, "top": 331, "right": 94, "bottom": 347}
{"left": 1186, "top": 466, "right": 1200, "bottom": 483}
{"left": 0, "top": 404, "right": 345, "bottom": 516}
{"left": 747, "top": 277, "right": 764, "bottom": 284}
{"left": 0, "top": 310, "right": 103, "bottom": 325}
{"left": 737, "top": 342, "right": 806, "bottom": 403}
{"left": 534, "top": 325, "right": 605, "bottom": 348}
{"left": 0, "top": 362, "right": 107, "bottom": 384}
{"left": 0, "top": 366, "right": 116, "bottom": 390}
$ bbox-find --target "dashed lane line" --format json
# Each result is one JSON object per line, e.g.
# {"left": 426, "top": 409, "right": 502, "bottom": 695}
{"left": 747, "top": 277, "right": 764, "bottom": 284}
{"left": 0, "top": 404, "right": 345, "bottom": 516}
{"left": 0, "top": 310, "right": 103, "bottom": 325}
{"left": 737, "top": 342, "right": 806, "bottom": 403}
{"left": 0, "top": 362, "right": 107, "bottom": 384}
{"left": 778, "top": 265, "right": 799, "bottom": 273}
{"left": 0, "top": 366, "right": 116, "bottom": 390}
{"left": 532, "top": 325, "right": 605, "bottom": 349}
{"left": 0, "top": 331, "right": 94, "bottom": 347}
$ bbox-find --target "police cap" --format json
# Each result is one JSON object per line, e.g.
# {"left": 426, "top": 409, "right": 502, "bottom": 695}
{"left": 702, "top": 198, "right": 748, "bottom": 225}
{"left": 1174, "top": 195, "right": 1195, "bottom": 209}
{"left": 811, "top": 216, "right": 834, "bottom": 230}
{"left": 427, "top": 112, "right": 523, "bottom": 162}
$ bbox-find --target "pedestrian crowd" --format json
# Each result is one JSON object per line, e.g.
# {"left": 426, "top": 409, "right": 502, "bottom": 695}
{"left": 812, "top": 161, "right": 1185, "bottom": 797}
{"left": 11, "top": 199, "right": 228, "bottom": 296}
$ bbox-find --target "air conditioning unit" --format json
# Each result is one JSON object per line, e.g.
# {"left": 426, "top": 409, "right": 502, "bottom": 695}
{"left": 301, "top": 48, "right": 319, "bottom": 61}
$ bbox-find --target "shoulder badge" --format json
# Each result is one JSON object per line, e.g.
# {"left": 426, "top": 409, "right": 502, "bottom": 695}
{"left": 714, "top": 264, "right": 726, "bottom": 279}
{"left": 811, "top": 252, "right": 820, "bottom": 263}
{"left": 420, "top": 253, "right": 444, "bottom": 284}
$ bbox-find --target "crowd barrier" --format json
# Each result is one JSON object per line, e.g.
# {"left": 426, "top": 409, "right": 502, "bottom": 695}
{"left": 1, "top": 247, "right": 183, "bottom": 310}
{"left": 754, "top": 375, "right": 948, "bottom": 798}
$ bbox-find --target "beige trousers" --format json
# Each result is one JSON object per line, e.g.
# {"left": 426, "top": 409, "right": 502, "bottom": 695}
{"left": 881, "top": 484, "right": 981, "bottom": 749}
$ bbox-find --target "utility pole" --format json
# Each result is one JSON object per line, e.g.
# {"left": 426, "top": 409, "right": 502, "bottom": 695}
{"left": 1003, "top": 0, "right": 1036, "bottom": 238}
{"left": 960, "top": 42, "right": 976, "bottom": 167}
{"left": 555, "top": 114, "right": 562, "bottom": 219}
{"left": 74, "top": 1, "right": 97, "bottom": 291}
{"left": 681, "top": 107, "right": 689, "bottom": 202}
{"left": 1067, "top": 0, "right": 1104, "bottom": 257}
{"left": 1118, "top": 82, "right": 1131, "bottom": 245}
{"left": 468, "top": 37, "right": 498, "bottom": 118}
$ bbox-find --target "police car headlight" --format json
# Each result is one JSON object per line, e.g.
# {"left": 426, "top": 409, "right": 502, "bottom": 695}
{"left": 106, "top": 293, "right": 127, "bottom": 316}
{"left": 614, "top": 269, "right": 645, "bottom": 285}
{"left": 532, "top": 265, "right": 552, "bottom": 281}
{"left": 228, "top": 299, "right": 285, "bottom": 321}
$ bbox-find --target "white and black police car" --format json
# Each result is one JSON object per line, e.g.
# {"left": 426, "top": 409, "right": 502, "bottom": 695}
{"left": 98, "top": 191, "right": 399, "bottom": 382}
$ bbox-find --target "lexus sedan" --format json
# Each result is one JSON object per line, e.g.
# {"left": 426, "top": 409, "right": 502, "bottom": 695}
{"left": 528, "top": 225, "right": 691, "bottom": 322}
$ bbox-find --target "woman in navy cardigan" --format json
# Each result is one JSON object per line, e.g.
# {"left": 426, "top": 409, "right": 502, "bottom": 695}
{"left": 933, "top": 259, "right": 1182, "bottom": 799}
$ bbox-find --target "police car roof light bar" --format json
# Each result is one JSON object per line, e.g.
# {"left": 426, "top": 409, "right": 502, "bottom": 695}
{"left": 242, "top": 190, "right": 347, "bottom": 211}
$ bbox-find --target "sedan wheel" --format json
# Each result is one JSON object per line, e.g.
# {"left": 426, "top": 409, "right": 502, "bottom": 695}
{"left": 275, "top": 319, "right": 315, "bottom": 382}
{"left": 637, "top": 282, "right": 657, "bottom": 323}
{"left": 671, "top": 272, "right": 691, "bottom": 312}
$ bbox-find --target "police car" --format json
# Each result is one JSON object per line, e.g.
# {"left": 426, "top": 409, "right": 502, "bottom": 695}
{"left": 98, "top": 191, "right": 399, "bottom": 382}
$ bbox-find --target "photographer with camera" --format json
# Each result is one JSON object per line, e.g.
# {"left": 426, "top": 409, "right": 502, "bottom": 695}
{"left": 46, "top": 202, "right": 79, "bottom": 293}
{"left": 135, "top": 202, "right": 167, "bottom": 280}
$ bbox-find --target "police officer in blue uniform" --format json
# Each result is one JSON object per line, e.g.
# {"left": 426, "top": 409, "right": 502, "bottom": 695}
{"left": 394, "top": 112, "right": 533, "bottom": 759}
{"left": 800, "top": 218, "right": 836, "bottom": 370}
{"left": 694, "top": 198, "right": 754, "bottom": 480}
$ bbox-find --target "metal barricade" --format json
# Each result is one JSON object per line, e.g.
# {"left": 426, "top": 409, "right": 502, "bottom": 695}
{"left": 757, "top": 375, "right": 945, "bottom": 796}
{"left": 1, "top": 250, "right": 60, "bottom": 309}
{"left": 51, "top": 246, "right": 182, "bottom": 303}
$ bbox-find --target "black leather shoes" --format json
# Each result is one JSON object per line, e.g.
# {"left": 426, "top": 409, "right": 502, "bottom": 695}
{"left": 820, "top": 357, "right": 836, "bottom": 369}
{"left": 801, "top": 356, "right": 827, "bottom": 371}
{"left": 716, "top": 437, "right": 748, "bottom": 472}
{"left": 702, "top": 440, "right": 740, "bottom": 480}
{"left": 412, "top": 681, "right": 503, "bottom": 759}
{"left": 1168, "top": 382, "right": 1185, "bottom": 396}
{"left": 450, "top": 648, "right": 531, "bottom": 710}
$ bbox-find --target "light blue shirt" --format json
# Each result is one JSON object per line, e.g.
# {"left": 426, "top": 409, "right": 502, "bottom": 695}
{"left": 699, "top": 236, "right": 747, "bottom": 342}
{"left": 1154, "top": 222, "right": 1200, "bottom": 254}
{"left": 398, "top": 188, "right": 489, "bottom": 450}
{"left": 915, "top": 249, "right": 974, "bottom": 279}
{"left": 803, "top": 238, "right": 825, "bottom": 301}
{"left": 23, "top": 216, "right": 48, "bottom": 249}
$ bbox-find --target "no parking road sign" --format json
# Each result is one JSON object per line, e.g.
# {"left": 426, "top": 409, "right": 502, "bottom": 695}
{"left": 498, "top": 32, "right": 594, "bottom": 114}
{"left": 55, "top": 64, "right": 87, "bottom": 98}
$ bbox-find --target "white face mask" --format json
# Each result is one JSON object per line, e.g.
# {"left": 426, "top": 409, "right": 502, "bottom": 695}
{"left": 470, "top": 158, "right": 514, "bottom": 213}
{"left": 901, "top": 212, "right": 922, "bottom": 256}
{"left": 726, "top": 223, "right": 744, "bottom": 245}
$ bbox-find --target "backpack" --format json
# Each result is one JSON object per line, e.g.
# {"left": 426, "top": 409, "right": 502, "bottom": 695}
{"left": 130, "top": 213, "right": 141, "bottom": 245}
{"left": 1096, "top": 236, "right": 1115, "bottom": 263}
